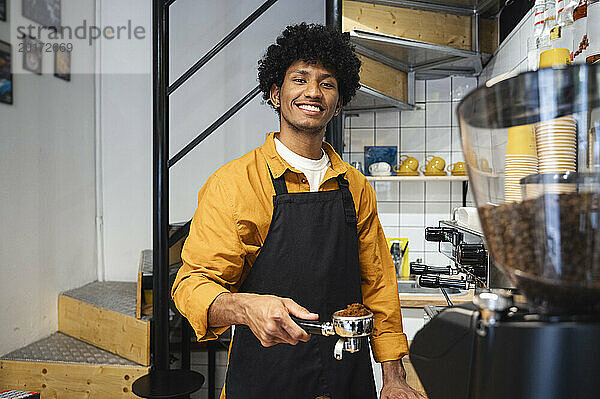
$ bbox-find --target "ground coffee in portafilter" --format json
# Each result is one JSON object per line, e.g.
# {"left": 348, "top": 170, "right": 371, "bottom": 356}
{"left": 479, "top": 192, "right": 600, "bottom": 313}
{"left": 337, "top": 303, "right": 371, "bottom": 317}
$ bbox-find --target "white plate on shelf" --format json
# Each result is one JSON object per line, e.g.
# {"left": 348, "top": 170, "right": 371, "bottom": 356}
{"left": 369, "top": 172, "right": 392, "bottom": 176}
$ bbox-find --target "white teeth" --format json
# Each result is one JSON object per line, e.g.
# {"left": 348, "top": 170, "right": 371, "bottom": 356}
{"left": 298, "top": 104, "right": 321, "bottom": 112}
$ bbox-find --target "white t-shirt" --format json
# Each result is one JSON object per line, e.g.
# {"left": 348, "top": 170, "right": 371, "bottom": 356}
{"left": 274, "top": 137, "right": 331, "bottom": 192}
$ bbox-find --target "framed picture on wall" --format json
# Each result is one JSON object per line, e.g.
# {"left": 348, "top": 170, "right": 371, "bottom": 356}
{"left": 22, "top": 0, "right": 61, "bottom": 29}
{"left": 54, "top": 48, "right": 70, "bottom": 81}
{"left": 0, "top": 40, "right": 13, "bottom": 105}
{"left": 0, "top": 0, "right": 7, "bottom": 22}
{"left": 23, "top": 36, "right": 42, "bottom": 75}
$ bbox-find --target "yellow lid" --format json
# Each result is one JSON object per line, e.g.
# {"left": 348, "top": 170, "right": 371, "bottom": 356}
{"left": 507, "top": 124, "right": 537, "bottom": 156}
{"left": 539, "top": 48, "right": 571, "bottom": 68}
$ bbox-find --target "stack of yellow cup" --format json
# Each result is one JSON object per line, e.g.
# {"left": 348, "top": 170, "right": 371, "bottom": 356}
{"left": 505, "top": 124, "right": 538, "bottom": 202}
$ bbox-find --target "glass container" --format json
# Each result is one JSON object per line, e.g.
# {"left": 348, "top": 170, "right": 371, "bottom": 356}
{"left": 457, "top": 64, "right": 600, "bottom": 314}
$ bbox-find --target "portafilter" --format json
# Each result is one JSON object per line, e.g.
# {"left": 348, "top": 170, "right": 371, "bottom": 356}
{"left": 291, "top": 310, "right": 373, "bottom": 360}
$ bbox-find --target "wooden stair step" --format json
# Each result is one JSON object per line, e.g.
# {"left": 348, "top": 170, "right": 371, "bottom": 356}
{"left": 137, "top": 224, "right": 189, "bottom": 320}
{"left": 137, "top": 250, "right": 153, "bottom": 319}
{"left": 58, "top": 282, "right": 150, "bottom": 366}
{"left": 136, "top": 249, "right": 184, "bottom": 319}
{"left": 62, "top": 281, "right": 139, "bottom": 318}
{"left": 0, "top": 332, "right": 148, "bottom": 399}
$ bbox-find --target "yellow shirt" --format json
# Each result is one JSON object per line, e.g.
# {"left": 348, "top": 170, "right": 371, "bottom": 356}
{"left": 171, "top": 132, "right": 409, "bottom": 362}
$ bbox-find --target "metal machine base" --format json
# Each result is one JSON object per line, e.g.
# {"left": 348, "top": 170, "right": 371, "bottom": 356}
{"left": 410, "top": 305, "right": 600, "bottom": 399}
{"left": 132, "top": 369, "right": 204, "bottom": 398}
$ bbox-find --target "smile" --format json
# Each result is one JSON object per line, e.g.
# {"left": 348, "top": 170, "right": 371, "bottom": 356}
{"left": 296, "top": 103, "right": 324, "bottom": 115}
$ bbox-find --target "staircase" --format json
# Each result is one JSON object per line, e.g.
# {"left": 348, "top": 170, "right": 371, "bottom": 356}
{"left": 0, "top": 223, "right": 189, "bottom": 399}
{"left": 0, "top": 281, "right": 151, "bottom": 398}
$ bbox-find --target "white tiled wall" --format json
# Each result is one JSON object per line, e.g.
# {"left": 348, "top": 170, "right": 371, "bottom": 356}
{"left": 343, "top": 76, "right": 477, "bottom": 267}
{"left": 342, "top": 6, "right": 538, "bottom": 266}
{"left": 478, "top": 8, "right": 535, "bottom": 85}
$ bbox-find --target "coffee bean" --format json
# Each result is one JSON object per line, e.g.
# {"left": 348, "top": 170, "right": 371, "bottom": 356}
{"left": 479, "top": 192, "right": 600, "bottom": 314}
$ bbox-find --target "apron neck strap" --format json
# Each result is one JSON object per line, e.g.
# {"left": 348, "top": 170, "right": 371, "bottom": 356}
{"left": 267, "top": 165, "right": 288, "bottom": 195}
{"left": 267, "top": 166, "right": 357, "bottom": 224}
{"left": 336, "top": 175, "right": 357, "bottom": 224}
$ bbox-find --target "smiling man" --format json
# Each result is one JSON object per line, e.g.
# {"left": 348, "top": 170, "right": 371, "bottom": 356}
{"left": 172, "top": 23, "right": 423, "bottom": 399}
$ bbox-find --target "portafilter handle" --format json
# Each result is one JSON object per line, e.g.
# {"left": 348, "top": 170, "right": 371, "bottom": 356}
{"left": 425, "top": 227, "right": 462, "bottom": 246}
{"left": 457, "top": 243, "right": 487, "bottom": 265}
{"left": 290, "top": 317, "right": 334, "bottom": 336}
{"left": 410, "top": 262, "right": 452, "bottom": 275}
{"left": 419, "top": 274, "right": 469, "bottom": 290}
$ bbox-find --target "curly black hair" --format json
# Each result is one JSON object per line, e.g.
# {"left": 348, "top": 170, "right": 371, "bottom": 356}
{"left": 257, "top": 23, "right": 361, "bottom": 112}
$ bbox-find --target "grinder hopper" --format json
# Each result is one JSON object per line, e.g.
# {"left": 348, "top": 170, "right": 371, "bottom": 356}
{"left": 457, "top": 64, "right": 600, "bottom": 314}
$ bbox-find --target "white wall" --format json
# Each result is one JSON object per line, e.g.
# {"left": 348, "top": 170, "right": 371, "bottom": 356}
{"left": 99, "top": 0, "right": 325, "bottom": 281}
{"left": 344, "top": 76, "right": 478, "bottom": 269}
{"left": 0, "top": 0, "right": 97, "bottom": 355}
{"left": 478, "top": 8, "right": 534, "bottom": 85}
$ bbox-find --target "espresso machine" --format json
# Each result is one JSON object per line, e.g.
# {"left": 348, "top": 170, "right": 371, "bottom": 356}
{"left": 412, "top": 217, "right": 515, "bottom": 292}
{"left": 410, "top": 64, "right": 600, "bottom": 399}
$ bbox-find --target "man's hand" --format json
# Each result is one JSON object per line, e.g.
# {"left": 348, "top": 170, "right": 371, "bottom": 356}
{"left": 243, "top": 294, "right": 319, "bottom": 347}
{"left": 209, "top": 292, "right": 319, "bottom": 347}
{"left": 380, "top": 359, "right": 426, "bottom": 399}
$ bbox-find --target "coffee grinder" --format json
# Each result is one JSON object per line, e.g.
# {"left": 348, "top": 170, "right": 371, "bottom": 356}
{"left": 410, "top": 64, "right": 600, "bottom": 399}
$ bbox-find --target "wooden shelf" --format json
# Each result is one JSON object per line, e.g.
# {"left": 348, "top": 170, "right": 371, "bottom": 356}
{"left": 341, "top": 0, "right": 499, "bottom": 110}
{"left": 348, "top": 30, "right": 491, "bottom": 79}
{"left": 366, "top": 175, "right": 468, "bottom": 181}
{"left": 375, "top": 0, "right": 503, "bottom": 18}
{"left": 345, "top": 84, "right": 415, "bottom": 111}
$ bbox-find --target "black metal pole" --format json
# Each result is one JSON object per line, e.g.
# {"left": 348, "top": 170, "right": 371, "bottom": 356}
{"left": 325, "top": 0, "right": 341, "bottom": 30}
{"left": 325, "top": 0, "right": 344, "bottom": 156}
{"left": 153, "top": 0, "right": 170, "bottom": 372}
{"left": 181, "top": 319, "right": 191, "bottom": 370}
{"left": 208, "top": 342, "right": 216, "bottom": 399}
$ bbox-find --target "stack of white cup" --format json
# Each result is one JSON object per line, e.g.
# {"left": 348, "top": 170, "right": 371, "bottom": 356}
{"left": 534, "top": 115, "right": 577, "bottom": 194}
{"left": 535, "top": 115, "right": 577, "bottom": 173}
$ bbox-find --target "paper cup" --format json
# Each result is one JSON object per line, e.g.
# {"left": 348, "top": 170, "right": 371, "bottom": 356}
{"left": 507, "top": 124, "right": 537, "bottom": 156}
{"left": 505, "top": 155, "right": 539, "bottom": 160}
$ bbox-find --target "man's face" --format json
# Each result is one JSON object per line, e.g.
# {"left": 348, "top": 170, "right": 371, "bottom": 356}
{"left": 270, "top": 60, "right": 342, "bottom": 135}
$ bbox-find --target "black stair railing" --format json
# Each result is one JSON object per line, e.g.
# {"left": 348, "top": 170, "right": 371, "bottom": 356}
{"left": 169, "top": 86, "right": 262, "bottom": 167}
{"left": 132, "top": 1, "right": 278, "bottom": 398}
{"left": 168, "top": 0, "right": 277, "bottom": 96}
{"left": 167, "top": 220, "right": 190, "bottom": 247}
{"left": 133, "top": 1, "right": 343, "bottom": 398}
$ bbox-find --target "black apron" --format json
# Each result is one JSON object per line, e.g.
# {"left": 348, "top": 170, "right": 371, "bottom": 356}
{"left": 225, "top": 168, "right": 377, "bottom": 399}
